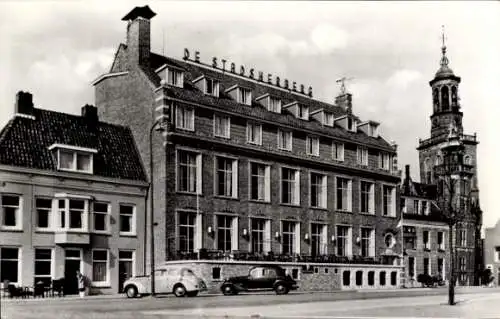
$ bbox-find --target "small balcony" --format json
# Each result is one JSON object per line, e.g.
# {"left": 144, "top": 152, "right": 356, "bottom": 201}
{"left": 54, "top": 231, "right": 90, "bottom": 245}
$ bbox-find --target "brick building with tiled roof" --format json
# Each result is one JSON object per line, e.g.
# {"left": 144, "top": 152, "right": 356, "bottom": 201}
{"left": 0, "top": 92, "right": 148, "bottom": 295}
{"left": 93, "top": 6, "right": 403, "bottom": 292}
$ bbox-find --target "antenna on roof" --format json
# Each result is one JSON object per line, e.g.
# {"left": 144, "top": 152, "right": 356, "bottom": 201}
{"left": 336, "top": 77, "right": 354, "bottom": 95}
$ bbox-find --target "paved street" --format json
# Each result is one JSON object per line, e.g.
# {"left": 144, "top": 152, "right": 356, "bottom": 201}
{"left": 2, "top": 287, "right": 500, "bottom": 319}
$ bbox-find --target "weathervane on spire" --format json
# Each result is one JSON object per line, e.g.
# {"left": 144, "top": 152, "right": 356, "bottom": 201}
{"left": 336, "top": 77, "right": 353, "bottom": 95}
{"left": 440, "top": 25, "right": 449, "bottom": 67}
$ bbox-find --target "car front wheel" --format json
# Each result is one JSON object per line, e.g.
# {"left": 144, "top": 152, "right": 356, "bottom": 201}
{"left": 222, "top": 285, "right": 237, "bottom": 296}
{"left": 173, "top": 284, "right": 187, "bottom": 297}
{"left": 274, "top": 284, "right": 289, "bottom": 295}
{"left": 125, "top": 285, "right": 138, "bottom": 298}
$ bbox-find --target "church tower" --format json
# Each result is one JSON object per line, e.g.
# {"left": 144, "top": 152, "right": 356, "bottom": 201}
{"left": 417, "top": 28, "right": 482, "bottom": 286}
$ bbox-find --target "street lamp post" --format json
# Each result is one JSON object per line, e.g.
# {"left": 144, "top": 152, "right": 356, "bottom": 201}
{"left": 149, "top": 82, "right": 171, "bottom": 297}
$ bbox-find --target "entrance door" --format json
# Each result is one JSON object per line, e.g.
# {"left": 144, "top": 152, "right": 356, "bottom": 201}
{"left": 118, "top": 251, "right": 134, "bottom": 293}
{"left": 64, "top": 249, "right": 82, "bottom": 295}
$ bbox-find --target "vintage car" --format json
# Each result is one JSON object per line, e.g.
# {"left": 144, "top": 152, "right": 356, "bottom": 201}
{"left": 220, "top": 265, "right": 298, "bottom": 295}
{"left": 122, "top": 265, "right": 207, "bottom": 298}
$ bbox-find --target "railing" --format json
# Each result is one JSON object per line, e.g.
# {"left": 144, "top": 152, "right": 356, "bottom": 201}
{"left": 166, "top": 250, "right": 393, "bottom": 265}
{"left": 418, "top": 133, "right": 477, "bottom": 149}
{"left": 434, "top": 163, "right": 474, "bottom": 176}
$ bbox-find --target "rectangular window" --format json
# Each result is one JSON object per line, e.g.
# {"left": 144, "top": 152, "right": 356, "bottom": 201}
{"left": 36, "top": 198, "right": 52, "bottom": 229}
{"left": 383, "top": 185, "right": 396, "bottom": 217}
{"left": 306, "top": 136, "right": 319, "bottom": 156}
{"left": 282, "top": 221, "right": 297, "bottom": 255}
{"left": 251, "top": 218, "right": 266, "bottom": 253}
{"left": 459, "top": 257, "right": 466, "bottom": 271}
{"left": 246, "top": 122, "right": 262, "bottom": 145}
{"left": 93, "top": 202, "right": 109, "bottom": 232}
{"left": 495, "top": 247, "right": 500, "bottom": 262}
{"left": 58, "top": 150, "right": 92, "bottom": 173}
{"left": 69, "top": 199, "right": 84, "bottom": 229}
{"left": 176, "top": 105, "right": 194, "bottom": 131}
{"left": 357, "top": 146, "right": 368, "bottom": 166}
{"left": 421, "top": 201, "right": 428, "bottom": 216}
{"left": 205, "top": 78, "right": 219, "bottom": 97}
{"left": 379, "top": 152, "right": 391, "bottom": 170}
{"left": 250, "top": 162, "right": 270, "bottom": 201}
{"left": 297, "top": 105, "right": 309, "bottom": 120}
{"left": 438, "top": 232, "right": 445, "bottom": 250}
{"left": 336, "top": 225, "right": 350, "bottom": 257}
{"left": 360, "top": 228, "right": 374, "bottom": 257}
{"left": 408, "top": 257, "right": 415, "bottom": 279}
{"left": 414, "top": 200, "right": 419, "bottom": 215}
{"left": 57, "top": 199, "right": 66, "bottom": 228}
{"left": 268, "top": 97, "right": 282, "bottom": 113}
{"left": 214, "top": 115, "right": 231, "bottom": 138}
{"left": 310, "top": 173, "right": 327, "bottom": 208}
{"left": 92, "top": 249, "right": 109, "bottom": 286}
{"left": 277, "top": 129, "right": 292, "bottom": 151}
{"left": 216, "top": 157, "right": 238, "bottom": 198}
{"left": 438, "top": 258, "right": 444, "bottom": 278}
{"left": 336, "top": 177, "right": 352, "bottom": 211}
{"left": 311, "top": 224, "right": 327, "bottom": 256}
{"left": 1, "top": 195, "right": 21, "bottom": 229}
{"left": 178, "top": 212, "right": 196, "bottom": 253}
{"left": 238, "top": 87, "right": 252, "bottom": 105}
{"left": 324, "top": 113, "right": 334, "bottom": 126}
{"left": 423, "top": 257, "right": 430, "bottom": 275}
{"left": 216, "top": 215, "right": 235, "bottom": 252}
{"left": 167, "top": 68, "right": 183, "bottom": 87}
{"left": 460, "top": 229, "right": 467, "bottom": 247}
{"left": 177, "top": 150, "right": 202, "bottom": 194}
{"left": 0, "top": 247, "right": 19, "bottom": 284}
{"left": 119, "top": 204, "right": 135, "bottom": 235}
{"left": 332, "top": 142, "right": 344, "bottom": 161}
{"left": 281, "top": 168, "right": 300, "bottom": 205}
{"left": 360, "top": 181, "right": 374, "bottom": 214}
{"left": 34, "top": 248, "right": 52, "bottom": 286}
{"left": 423, "top": 230, "right": 430, "bottom": 250}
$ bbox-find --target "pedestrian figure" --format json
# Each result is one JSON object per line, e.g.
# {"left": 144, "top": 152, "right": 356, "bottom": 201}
{"left": 76, "top": 270, "right": 85, "bottom": 298}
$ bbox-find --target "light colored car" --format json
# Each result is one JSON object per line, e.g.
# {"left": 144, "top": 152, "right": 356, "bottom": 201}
{"left": 122, "top": 266, "right": 207, "bottom": 298}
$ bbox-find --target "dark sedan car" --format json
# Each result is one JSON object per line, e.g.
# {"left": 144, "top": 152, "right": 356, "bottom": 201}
{"left": 220, "top": 265, "right": 298, "bottom": 295}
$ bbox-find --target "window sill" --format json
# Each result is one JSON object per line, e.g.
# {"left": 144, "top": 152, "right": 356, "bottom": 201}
{"left": 248, "top": 199, "right": 271, "bottom": 204}
{"left": 359, "top": 212, "right": 376, "bottom": 216}
{"left": 280, "top": 203, "right": 301, "bottom": 208}
{"left": 91, "top": 283, "right": 111, "bottom": 288}
{"left": 0, "top": 227, "right": 23, "bottom": 232}
{"left": 92, "top": 231, "right": 112, "bottom": 236}
{"left": 214, "top": 195, "right": 239, "bottom": 201}
{"left": 382, "top": 214, "right": 397, "bottom": 218}
{"left": 35, "top": 228, "right": 54, "bottom": 233}
{"left": 247, "top": 141, "right": 262, "bottom": 146}
{"left": 119, "top": 233, "right": 137, "bottom": 238}
{"left": 176, "top": 127, "right": 195, "bottom": 132}
{"left": 214, "top": 135, "right": 230, "bottom": 139}
{"left": 309, "top": 206, "right": 328, "bottom": 211}
{"left": 278, "top": 148, "right": 292, "bottom": 152}
{"left": 176, "top": 191, "right": 203, "bottom": 196}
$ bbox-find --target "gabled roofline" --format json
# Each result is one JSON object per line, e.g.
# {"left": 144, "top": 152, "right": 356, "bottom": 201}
{"left": 283, "top": 101, "right": 299, "bottom": 109}
{"left": 91, "top": 72, "right": 129, "bottom": 86}
{"left": 255, "top": 93, "right": 270, "bottom": 102}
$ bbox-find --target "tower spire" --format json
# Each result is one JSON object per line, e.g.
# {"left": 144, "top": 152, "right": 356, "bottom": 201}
{"left": 440, "top": 25, "right": 449, "bottom": 67}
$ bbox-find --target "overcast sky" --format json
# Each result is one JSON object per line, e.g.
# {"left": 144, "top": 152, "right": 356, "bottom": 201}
{"left": 1, "top": 1, "right": 499, "bottom": 228}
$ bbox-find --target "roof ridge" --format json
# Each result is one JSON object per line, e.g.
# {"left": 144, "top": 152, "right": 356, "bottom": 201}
{"left": 36, "top": 108, "right": 131, "bottom": 130}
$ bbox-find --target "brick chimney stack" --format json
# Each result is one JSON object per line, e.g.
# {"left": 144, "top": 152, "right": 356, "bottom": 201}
{"left": 81, "top": 104, "right": 98, "bottom": 123}
{"left": 122, "top": 6, "right": 157, "bottom": 68}
{"left": 335, "top": 93, "right": 352, "bottom": 114}
{"left": 15, "top": 91, "right": 34, "bottom": 115}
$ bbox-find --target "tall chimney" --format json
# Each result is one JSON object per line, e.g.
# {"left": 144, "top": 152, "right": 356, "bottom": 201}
{"left": 405, "top": 164, "right": 410, "bottom": 180}
{"left": 81, "top": 104, "right": 98, "bottom": 123}
{"left": 335, "top": 93, "right": 352, "bottom": 114}
{"left": 15, "top": 91, "right": 34, "bottom": 115}
{"left": 122, "top": 6, "right": 157, "bottom": 68}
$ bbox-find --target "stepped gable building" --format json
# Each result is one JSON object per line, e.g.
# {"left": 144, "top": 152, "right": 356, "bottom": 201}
{"left": 400, "top": 165, "right": 449, "bottom": 287}
{"left": 414, "top": 34, "right": 483, "bottom": 286}
{"left": 94, "top": 6, "right": 402, "bottom": 290}
{"left": 0, "top": 92, "right": 148, "bottom": 294}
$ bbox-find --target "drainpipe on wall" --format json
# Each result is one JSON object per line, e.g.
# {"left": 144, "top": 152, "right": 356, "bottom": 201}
{"left": 143, "top": 185, "right": 150, "bottom": 276}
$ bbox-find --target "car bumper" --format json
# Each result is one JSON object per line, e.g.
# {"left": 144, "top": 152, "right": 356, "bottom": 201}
{"left": 290, "top": 284, "right": 299, "bottom": 290}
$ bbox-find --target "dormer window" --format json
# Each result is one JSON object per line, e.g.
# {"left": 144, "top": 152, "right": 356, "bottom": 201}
{"left": 226, "top": 85, "right": 252, "bottom": 106}
{"left": 297, "top": 105, "right": 309, "bottom": 120}
{"left": 49, "top": 144, "right": 97, "bottom": 174}
{"left": 238, "top": 87, "right": 252, "bottom": 105}
{"left": 325, "top": 113, "right": 334, "bottom": 126}
{"left": 269, "top": 97, "right": 282, "bottom": 113}
{"left": 334, "top": 115, "right": 357, "bottom": 132}
{"left": 205, "top": 78, "right": 220, "bottom": 97}
{"left": 167, "top": 68, "right": 184, "bottom": 88}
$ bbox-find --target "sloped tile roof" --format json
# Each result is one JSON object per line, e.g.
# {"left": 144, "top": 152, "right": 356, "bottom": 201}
{"left": 0, "top": 108, "right": 147, "bottom": 181}
{"left": 146, "top": 51, "right": 395, "bottom": 151}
